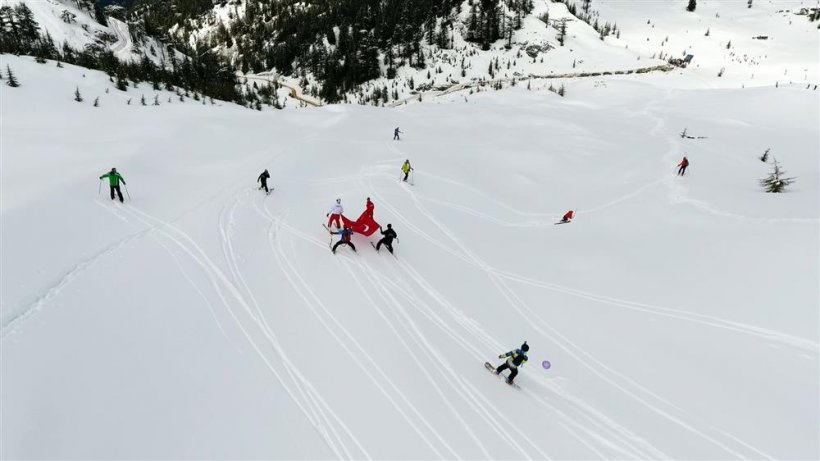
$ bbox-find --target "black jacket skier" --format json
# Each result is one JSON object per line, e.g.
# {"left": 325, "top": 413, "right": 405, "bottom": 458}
{"left": 376, "top": 224, "right": 398, "bottom": 253}
{"left": 495, "top": 342, "right": 529, "bottom": 385}
{"left": 257, "top": 169, "right": 271, "bottom": 193}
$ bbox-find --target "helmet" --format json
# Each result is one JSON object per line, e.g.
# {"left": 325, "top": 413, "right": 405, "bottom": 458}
{"left": 521, "top": 342, "right": 529, "bottom": 352}
{"left": 336, "top": 198, "right": 341, "bottom": 203}
{"left": 112, "top": 167, "right": 117, "bottom": 171}
{"left": 386, "top": 223, "right": 392, "bottom": 228}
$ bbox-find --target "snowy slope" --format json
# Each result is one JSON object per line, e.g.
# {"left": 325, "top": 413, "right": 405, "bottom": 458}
{"left": 1, "top": 53, "right": 818, "bottom": 459}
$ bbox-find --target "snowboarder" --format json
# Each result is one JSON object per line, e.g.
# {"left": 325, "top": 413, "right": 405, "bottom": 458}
{"left": 560, "top": 210, "right": 574, "bottom": 223}
{"left": 257, "top": 169, "right": 271, "bottom": 194}
{"left": 493, "top": 342, "right": 529, "bottom": 385}
{"left": 99, "top": 167, "right": 126, "bottom": 203}
{"left": 327, "top": 198, "right": 344, "bottom": 229}
{"left": 331, "top": 226, "right": 356, "bottom": 253}
{"left": 365, "top": 197, "right": 375, "bottom": 218}
{"left": 401, "top": 160, "right": 413, "bottom": 182}
{"left": 677, "top": 156, "right": 689, "bottom": 176}
{"left": 394, "top": 127, "right": 402, "bottom": 140}
{"left": 375, "top": 223, "right": 398, "bottom": 254}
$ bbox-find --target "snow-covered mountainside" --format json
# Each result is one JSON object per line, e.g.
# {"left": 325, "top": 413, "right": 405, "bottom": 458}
{"left": 0, "top": 0, "right": 181, "bottom": 66}
{"left": 183, "top": 0, "right": 819, "bottom": 104}
{"left": 1, "top": 41, "right": 818, "bottom": 459}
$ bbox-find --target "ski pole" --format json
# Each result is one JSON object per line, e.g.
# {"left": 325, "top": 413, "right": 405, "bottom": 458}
{"left": 98, "top": 179, "right": 102, "bottom": 195}
{"left": 124, "top": 184, "right": 132, "bottom": 201}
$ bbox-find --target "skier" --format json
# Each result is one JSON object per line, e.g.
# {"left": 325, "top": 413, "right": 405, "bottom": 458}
{"left": 365, "top": 197, "right": 375, "bottom": 218}
{"left": 99, "top": 167, "right": 126, "bottom": 203}
{"left": 560, "top": 210, "right": 574, "bottom": 223}
{"left": 493, "top": 342, "right": 529, "bottom": 385}
{"left": 375, "top": 223, "right": 398, "bottom": 254}
{"left": 394, "top": 127, "right": 402, "bottom": 140}
{"left": 257, "top": 169, "right": 271, "bottom": 194}
{"left": 677, "top": 156, "right": 689, "bottom": 176}
{"left": 331, "top": 226, "right": 356, "bottom": 254}
{"left": 401, "top": 159, "right": 413, "bottom": 182}
{"left": 327, "top": 198, "right": 344, "bottom": 229}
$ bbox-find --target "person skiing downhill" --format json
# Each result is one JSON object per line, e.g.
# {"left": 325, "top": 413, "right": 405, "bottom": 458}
{"left": 401, "top": 160, "right": 413, "bottom": 182}
{"left": 257, "top": 169, "right": 271, "bottom": 194}
{"left": 327, "top": 198, "right": 344, "bottom": 229}
{"left": 331, "top": 226, "right": 356, "bottom": 253}
{"left": 99, "top": 167, "right": 126, "bottom": 203}
{"left": 494, "top": 342, "right": 529, "bottom": 385}
{"left": 364, "top": 197, "right": 375, "bottom": 218}
{"left": 677, "top": 156, "right": 689, "bottom": 176}
{"left": 394, "top": 127, "right": 402, "bottom": 140}
{"left": 376, "top": 223, "right": 398, "bottom": 254}
{"left": 560, "top": 210, "right": 574, "bottom": 223}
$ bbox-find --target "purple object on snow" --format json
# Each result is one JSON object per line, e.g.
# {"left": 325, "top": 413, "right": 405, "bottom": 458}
{"left": 542, "top": 360, "right": 551, "bottom": 370}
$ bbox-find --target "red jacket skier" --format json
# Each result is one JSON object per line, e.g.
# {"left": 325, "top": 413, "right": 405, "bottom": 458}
{"left": 677, "top": 156, "right": 689, "bottom": 176}
{"left": 365, "top": 197, "right": 375, "bottom": 218}
{"left": 561, "top": 210, "right": 574, "bottom": 223}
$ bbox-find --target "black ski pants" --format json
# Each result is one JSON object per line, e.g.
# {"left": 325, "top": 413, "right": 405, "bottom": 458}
{"left": 678, "top": 165, "right": 687, "bottom": 176}
{"left": 376, "top": 238, "right": 394, "bottom": 253}
{"left": 332, "top": 241, "right": 356, "bottom": 253}
{"left": 403, "top": 171, "right": 409, "bottom": 181}
{"left": 259, "top": 179, "right": 269, "bottom": 193}
{"left": 496, "top": 362, "right": 518, "bottom": 383}
{"left": 110, "top": 185, "right": 124, "bottom": 202}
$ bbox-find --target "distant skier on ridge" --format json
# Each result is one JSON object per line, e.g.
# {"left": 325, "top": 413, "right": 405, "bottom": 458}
{"left": 257, "top": 169, "right": 271, "bottom": 194}
{"left": 491, "top": 341, "right": 529, "bottom": 385}
{"left": 677, "top": 156, "right": 689, "bottom": 176}
{"left": 99, "top": 167, "right": 126, "bottom": 203}
{"left": 559, "top": 210, "right": 574, "bottom": 224}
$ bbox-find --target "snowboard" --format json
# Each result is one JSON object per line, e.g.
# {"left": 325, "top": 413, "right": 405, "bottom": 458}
{"left": 484, "top": 362, "right": 520, "bottom": 389}
{"left": 554, "top": 221, "right": 571, "bottom": 225}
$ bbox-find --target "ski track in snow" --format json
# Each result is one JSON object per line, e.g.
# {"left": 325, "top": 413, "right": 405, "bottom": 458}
{"left": 379, "top": 135, "right": 782, "bottom": 459}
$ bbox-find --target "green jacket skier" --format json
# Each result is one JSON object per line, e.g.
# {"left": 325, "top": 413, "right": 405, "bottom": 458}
{"left": 100, "top": 168, "right": 126, "bottom": 202}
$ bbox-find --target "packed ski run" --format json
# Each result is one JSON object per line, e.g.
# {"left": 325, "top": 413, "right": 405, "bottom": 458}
{"left": 2, "top": 0, "right": 819, "bottom": 458}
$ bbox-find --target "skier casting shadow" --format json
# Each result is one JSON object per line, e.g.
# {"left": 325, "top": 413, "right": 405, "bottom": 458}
{"left": 677, "top": 156, "right": 689, "bottom": 176}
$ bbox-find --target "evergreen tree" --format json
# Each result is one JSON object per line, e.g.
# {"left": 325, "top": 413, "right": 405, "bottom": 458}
{"left": 140, "top": 94, "right": 146, "bottom": 105}
{"left": 760, "top": 158, "right": 796, "bottom": 193}
{"left": 759, "top": 148, "right": 770, "bottom": 162}
{"left": 6, "top": 65, "right": 19, "bottom": 87}
{"left": 93, "top": 97, "right": 99, "bottom": 107}
{"left": 686, "top": 0, "right": 696, "bottom": 12}
{"left": 74, "top": 86, "right": 83, "bottom": 102}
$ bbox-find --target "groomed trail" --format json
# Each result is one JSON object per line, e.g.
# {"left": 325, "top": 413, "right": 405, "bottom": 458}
{"left": 1, "top": 55, "right": 818, "bottom": 459}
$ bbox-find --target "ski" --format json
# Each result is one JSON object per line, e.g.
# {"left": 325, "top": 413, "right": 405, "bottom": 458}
{"left": 371, "top": 241, "right": 398, "bottom": 259}
{"left": 484, "top": 362, "right": 520, "bottom": 389}
{"left": 554, "top": 221, "right": 570, "bottom": 225}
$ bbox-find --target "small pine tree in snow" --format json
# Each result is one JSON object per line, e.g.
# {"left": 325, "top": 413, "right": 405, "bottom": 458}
{"left": 153, "top": 95, "right": 160, "bottom": 106}
{"left": 558, "top": 84, "right": 566, "bottom": 97}
{"left": 140, "top": 94, "right": 146, "bottom": 106}
{"left": 56, "top": 61, "right": 63, "bottom": 68}
{"left": 705, "top": 28, "right": 710, "bottom": 36}
{"left": 759, "top": 148, "right": 770, "bottom": 162}
{"left": 760, "top": 158, "right": 795, "bottom": 193}
{"left": 687, "top": 0, "right": 696, "bottom": 12}
{"left": 127, "top": 98, "right": 132, "bottom": 105}
{"left": 74, "top": 87, "right": 83, "bottom": 102}
{"left": 6, "top": 66, "right": 20, "bottom": 87}
{"left": 116, "top": 76, "right": 127, "bottom": 91}
{"left": 93, "top": 97, "right": 99, "bottom": 107}
{"left": 726, "top": 40, "right": 732, "bottom": 49}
